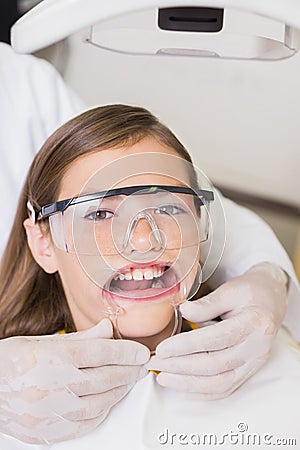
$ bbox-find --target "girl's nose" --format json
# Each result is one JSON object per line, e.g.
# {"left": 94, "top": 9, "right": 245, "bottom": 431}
{"left": 123, "top": 213, "right": 163, "bottom": 254}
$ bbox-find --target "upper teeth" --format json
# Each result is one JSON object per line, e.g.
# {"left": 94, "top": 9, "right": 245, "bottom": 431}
{"left": 114, "top": 266, "right": 165, "bottom": 281}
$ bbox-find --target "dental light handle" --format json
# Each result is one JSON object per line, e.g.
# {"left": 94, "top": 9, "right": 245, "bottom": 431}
{"left": 11, "top": 0, "right": 300, "bottom": 55}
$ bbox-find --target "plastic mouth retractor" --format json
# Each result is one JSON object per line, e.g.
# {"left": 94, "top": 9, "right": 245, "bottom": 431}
{"left": 100, "top": 262, "right": 202, "bottom": 354}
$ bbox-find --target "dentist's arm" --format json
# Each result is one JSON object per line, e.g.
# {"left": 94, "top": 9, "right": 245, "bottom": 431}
{"left": 147, "top": 262, "right": 288, "bottom": 399}
{"left": 208, "top": 195, "right": 300, "bottom": 341}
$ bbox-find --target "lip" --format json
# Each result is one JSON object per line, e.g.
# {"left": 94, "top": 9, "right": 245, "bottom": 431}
{"left": 103, "top": 283, "right": 180, "bottom": 303}
{"left": 103, "top": 261, "right": 179, "bottom": 303}
{"left": 111, "top": 261, "right": 169, "bottom": 271}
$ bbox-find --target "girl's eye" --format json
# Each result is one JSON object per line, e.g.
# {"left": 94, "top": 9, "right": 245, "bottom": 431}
{"left": 154, "top": 205, "right": 186, "bottom": 215}
{"left": 84, "top": 210, "right": 114, "bottom": 221}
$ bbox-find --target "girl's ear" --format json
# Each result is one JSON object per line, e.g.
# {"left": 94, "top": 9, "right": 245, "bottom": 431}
{"left": 23, "top": 218, "right": 58, "bottom": 274}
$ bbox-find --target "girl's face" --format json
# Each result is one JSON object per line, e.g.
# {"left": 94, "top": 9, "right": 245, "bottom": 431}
{"left": 49, "top": 137, "right": 200, "bottom": 350}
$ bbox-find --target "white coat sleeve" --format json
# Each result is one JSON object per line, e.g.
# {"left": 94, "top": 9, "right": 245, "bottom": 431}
{"left": 207, "top": 191, "right": 300, "bottom": 341}
{"left": 0, "top": 43, "right": 85, "bottom": 256}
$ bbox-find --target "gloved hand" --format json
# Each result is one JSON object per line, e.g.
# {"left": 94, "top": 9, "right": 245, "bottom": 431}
{"left": 0, "top": 319, "right": 150, "bottom": 444}
{"left": 146, "top": 262, "right": 288, "bottom": 400}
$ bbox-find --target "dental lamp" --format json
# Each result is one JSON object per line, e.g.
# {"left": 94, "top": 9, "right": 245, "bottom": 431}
{"left": 11, "top": 0, "right": 300, "bottom": 61}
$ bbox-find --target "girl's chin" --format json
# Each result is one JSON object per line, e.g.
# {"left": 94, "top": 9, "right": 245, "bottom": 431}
{"left": 114, "top": 306, "right": 176, "bottom": 352}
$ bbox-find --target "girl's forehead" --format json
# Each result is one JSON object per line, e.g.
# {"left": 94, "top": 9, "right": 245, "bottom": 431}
{"left": 59, "top": 138, "right": 193, "bottom": 200}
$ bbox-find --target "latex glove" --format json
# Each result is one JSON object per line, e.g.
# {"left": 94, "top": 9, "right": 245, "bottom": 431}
{"left": 147, "top": 262, "right": 288, "bottom": 400}
{"left": 0, "top": 319, "right": 150, "bottom": 444}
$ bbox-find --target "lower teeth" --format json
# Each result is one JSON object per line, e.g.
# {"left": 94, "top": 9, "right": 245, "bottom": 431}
{"left": 109, "top": 278, "right": 165, "bottom": 293}
{"left": 151, "top": 279, "right": 164, "bottom": 288}
{"left": 111, "top": 287, "right": 123, "bottom": 293}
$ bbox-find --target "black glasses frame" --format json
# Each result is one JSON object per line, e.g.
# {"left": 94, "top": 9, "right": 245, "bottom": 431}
{"left": 35, "top": 185, "right": 214, "bottom": 222}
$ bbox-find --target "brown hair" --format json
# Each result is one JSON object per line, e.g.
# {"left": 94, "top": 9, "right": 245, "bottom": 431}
{"left": 0, "top": 104, "right": 197, "bottom": 338}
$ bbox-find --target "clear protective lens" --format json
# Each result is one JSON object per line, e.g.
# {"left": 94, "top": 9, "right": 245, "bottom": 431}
{"left": 101, "top": 259, "right": 203, "bottom": 348}
{"left": 49, "top": 152, "right": 225, "bottom": 288}
{"left": 50, "top": 187, "right": 206, "bottom": 256}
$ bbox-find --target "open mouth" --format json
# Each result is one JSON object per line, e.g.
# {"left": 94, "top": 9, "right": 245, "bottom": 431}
{"left": 104, "top": 263, "right": 179, "bottom": 301}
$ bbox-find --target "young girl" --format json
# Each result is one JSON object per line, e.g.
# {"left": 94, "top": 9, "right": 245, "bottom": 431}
{"left": 0, "top": 104, "right": 214, "bottom": 350}
{"left": 0, "top": 105, "right": 297, "bottom": 448}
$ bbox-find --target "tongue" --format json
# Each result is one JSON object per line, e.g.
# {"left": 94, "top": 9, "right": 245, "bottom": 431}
{"left": 113, "top": 278, "right": 153, "bottom": 291}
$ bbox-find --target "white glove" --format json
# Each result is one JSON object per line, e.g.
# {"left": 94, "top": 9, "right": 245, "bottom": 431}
{"left": 0, "top": 319, "right": 150, "bottom": 444}
{"left": 146, "top": 262, "right": 288, "bottom": 400}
